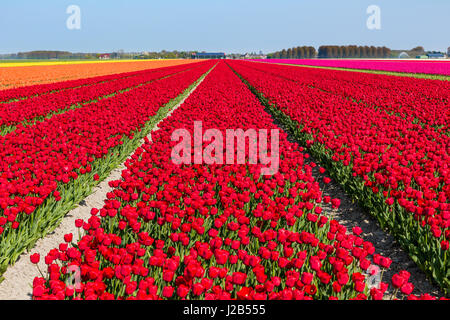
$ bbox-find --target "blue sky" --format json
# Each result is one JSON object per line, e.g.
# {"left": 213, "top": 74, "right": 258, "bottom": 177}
{"left": 0, "top": 0, "right": 448, "bottom": 54}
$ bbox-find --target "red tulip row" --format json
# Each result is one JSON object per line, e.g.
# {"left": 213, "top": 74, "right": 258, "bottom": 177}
{"left": 0, "top": 65, "right": 194, "bottom": 103}
{"left": 241, "top": 61, "right": 450, "bottom": 133}
{"left": 227, "top": 60, "right": 450, "bottom": 294}
{"left": 30, "top": 61, "right": 442, "bottom": 300}
{"left": 0, "top": 63, "right": 200, "bottom": 134}
{"left": 0, "top": 60, "right": 215, "bottom": 275}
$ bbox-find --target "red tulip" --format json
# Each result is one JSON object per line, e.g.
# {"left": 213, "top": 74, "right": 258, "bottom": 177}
{"left": 30, "top": 253, "right": 40, "bottom": 264}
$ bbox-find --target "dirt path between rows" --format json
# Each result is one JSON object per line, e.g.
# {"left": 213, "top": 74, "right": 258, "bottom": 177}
{"left": 0, "top": 66, "right": 214, "bottom": 300}
{"left": 264, "top": 104, "right": 444, "bottom": 299}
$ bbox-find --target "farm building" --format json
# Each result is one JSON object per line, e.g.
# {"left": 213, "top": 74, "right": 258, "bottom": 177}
{"left": 191, "top": 52, "right": 226, "bottom": 59}
{"left": 98, "top": 53, "right": 111, "bottom": 60}
{"left": 427, "top": 53, "right": 446, "bottom": 59}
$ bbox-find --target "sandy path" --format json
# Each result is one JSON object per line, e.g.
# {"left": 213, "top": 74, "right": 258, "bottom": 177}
{"left": 265, "top": 105, "right": 444, "bottom": 299}
{"left": 317, "top": 175, "right": 444, "bottom": 298}
{"left": 0, "top": 66, "right": 213, "bottom": 300}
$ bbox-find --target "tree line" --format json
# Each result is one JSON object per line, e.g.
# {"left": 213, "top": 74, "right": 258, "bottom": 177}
{"left": 267, "top": 46, "right": 316, "bottom": 59}
{"left": 13, "top": 51, "right": 96, "bottom": 59}
{"left": 267, "top": 45, "right": 392, "bottom": 59}
{"left": 134, "top": 51, "right": 194, "bottom": 59}
{"left": 318, "top": 45, "right": 391, "bottom": 58}
{"left": 15, "top": 50, "right": 95, "bottom": 59}
{"left": 2, "top": 50, "right": 196, "bottom": 60}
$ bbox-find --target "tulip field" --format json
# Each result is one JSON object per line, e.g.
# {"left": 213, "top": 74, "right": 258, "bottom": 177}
{"left": 0, "top": 59, "right": 448, "bottom": 300}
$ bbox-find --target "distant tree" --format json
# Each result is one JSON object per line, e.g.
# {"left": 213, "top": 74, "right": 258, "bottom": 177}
{"left": 318, "top": 46, "right": 325, "bottom": 58}
{"left": 359, "top": 46, "right": 365, "bottom": 58}
{"left": 324, "top": 46, "right": 331, "bottom": 58}
{"left": 363, "top": 46, "right": 370, "bottom": 58}
{"left": 376, "top": 47, "right": 383, "bottom": 58}
{"left": 343, "top": 46, "right": 350, "bottom": 58}
{"left": 325, "top": 46, "right": 331, "bottom": 58}
{"left": 386, "top": 47, "right": 391, "bottom": 58}
{"left": 330, "top": 46, "right": 336, "bottom": 58}
{"left": 287, "top": 48, "right": 293, "bottom": 58}
{"left": 302, "top": 47, "right": 307, "bottom": 58}
{"left": 368, "top": 46, "right": 375, "bottom": 57}
{"left": 347, "top": 46, "right": 354, "bottom": 57}
{"left": 299, "top": 47, "right": 305, "bottom": 58}
{"left": 411, "top": 46, "right": 425, "bottom": 53}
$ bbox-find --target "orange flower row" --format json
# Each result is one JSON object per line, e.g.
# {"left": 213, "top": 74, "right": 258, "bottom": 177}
{"left": 0, "top": 60, "right": 199, "bottom": 90}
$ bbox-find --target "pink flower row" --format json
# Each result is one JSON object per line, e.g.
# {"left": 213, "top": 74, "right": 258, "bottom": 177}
{"left": 250, "top": 59, "right": 450, "bottom": 76}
